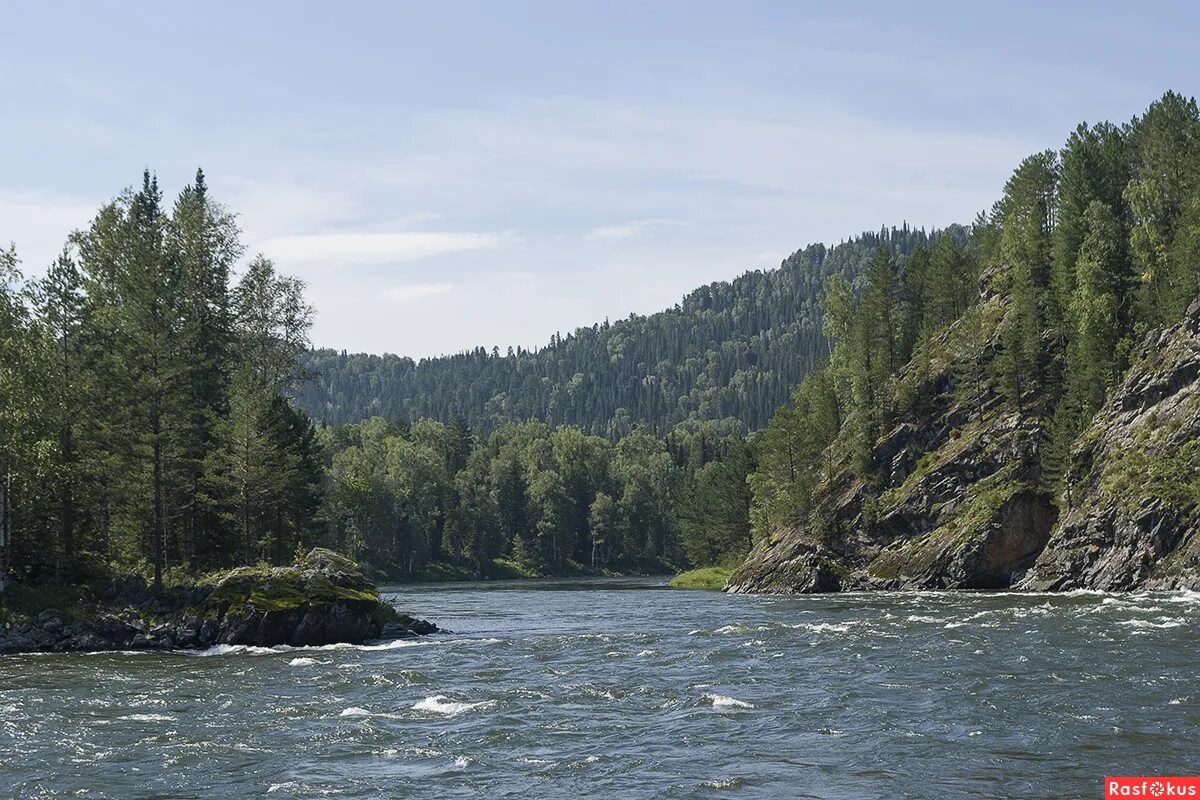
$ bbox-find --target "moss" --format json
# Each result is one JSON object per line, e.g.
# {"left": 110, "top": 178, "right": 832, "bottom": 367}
{"left": 200, "top": 548, "right": 381, "bottom": 618}
{"left": 669, "top": 567, "right": 732, "bottom": 590}
{"left": 879, "top": 418, "right": 985, "bottom": 512}
{"left": 1099, "top": 437, "right": 1200, "bottom": 515}
{"left": 869, "top": 466, "right": 1027, "bottom": 580}
{"left": 245, "top": 584, "right": 310, "bottom": 613}
{"left": 936, "top": 468, "right": 1026, "bottom": 543}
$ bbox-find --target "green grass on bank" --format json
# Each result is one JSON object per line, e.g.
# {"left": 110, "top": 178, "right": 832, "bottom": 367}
{"left": 668, "top": 566, "right": 732, "bottom": 590}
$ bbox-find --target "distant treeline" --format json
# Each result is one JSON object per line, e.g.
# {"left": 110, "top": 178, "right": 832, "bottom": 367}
{"left": 321, "top": 417, "right": 753, "bottom": 578}
{"left": 293, "top": 225, "right": 966, "bottom": 435}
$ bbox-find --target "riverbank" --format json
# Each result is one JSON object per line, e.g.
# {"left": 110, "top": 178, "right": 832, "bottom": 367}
{"left": 668, "top": 567, "right": 733, "bottom": 590}
{"left": 375, "top": 555, "right": 677, "bottom": 584}
{"left": 0, "top": 549, "right": 438, "bottom": 655}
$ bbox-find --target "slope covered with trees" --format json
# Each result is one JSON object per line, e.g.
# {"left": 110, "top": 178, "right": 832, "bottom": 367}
{"left": 7, "top": 91, "right": 1198, "bottom": 599}
{"left": 0, "top": 172, "right": 754, "bottom": 593}
{"left": 295, "top": 226, "right": 963, "bottom": 435}
{"left": 735, "top": 91, "right": 1200, "bottom": 593}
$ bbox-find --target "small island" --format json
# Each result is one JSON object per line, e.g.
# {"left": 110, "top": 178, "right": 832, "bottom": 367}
{"left": 0, "top": 549, "right": 437, "bottom": 655}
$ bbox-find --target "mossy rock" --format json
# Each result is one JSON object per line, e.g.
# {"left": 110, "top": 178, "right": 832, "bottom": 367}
{"left": 203, "top": 548, "right": 380, "bottom": 618}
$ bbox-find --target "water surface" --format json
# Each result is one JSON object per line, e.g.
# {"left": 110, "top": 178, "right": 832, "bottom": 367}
{"left": 1, "top": 578, "right": 1197, "bottom": 798}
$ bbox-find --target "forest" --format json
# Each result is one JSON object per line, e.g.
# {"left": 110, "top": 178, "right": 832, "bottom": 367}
{"left": 3, "top": 91, "right": 1200, "bottom": 595}
{"left": 749, "top": 91, "right": 1200, "bottom": 548}
{"left": 321, "top": 417, "right": 752, "bottom": 579}
{"left": 294, "top": 224, "right": 964, "bottom": 434}
{"left": 0, "top": 173, "right": 751, "bottom": 591}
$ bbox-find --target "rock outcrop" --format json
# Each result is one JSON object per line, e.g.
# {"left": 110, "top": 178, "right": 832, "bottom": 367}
{"left": 1019, "top": 297, "right": 1200, "bottom": 591}
{"left": 730, "top": 289, "right": 1200, "bottom": 596}
{"left": 729, "top": 295, "right": 1059, "bottom": 594}
{"left": 0, "top": 548, "right": 439, "bottom": 655}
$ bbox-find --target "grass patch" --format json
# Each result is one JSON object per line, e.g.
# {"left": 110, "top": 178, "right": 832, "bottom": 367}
{"left": 669, "top": 567, "right": 732, "bottom": 590}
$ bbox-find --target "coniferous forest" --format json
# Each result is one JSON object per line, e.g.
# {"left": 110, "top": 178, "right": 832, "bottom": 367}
{"left": 746, "top": 90, "right": 1200, "bottom": 555}
{"left": 294, "top": 225, "right": 961, "bottom": 434}
{"left": 3, "top": 92, "right": 1200, "bottom": 593}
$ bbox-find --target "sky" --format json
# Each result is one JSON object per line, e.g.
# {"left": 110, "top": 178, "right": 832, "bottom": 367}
{"left": 1, "top": 1, "right": 1197, "bottom": 358}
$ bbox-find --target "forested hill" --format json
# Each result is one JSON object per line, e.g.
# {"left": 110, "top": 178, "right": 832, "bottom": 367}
{"left": 294, "top": 225, "right": 965, "bottom": 435}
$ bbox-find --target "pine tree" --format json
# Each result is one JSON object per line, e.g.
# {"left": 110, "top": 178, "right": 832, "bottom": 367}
{"left": 170, "top": 168, "right": 242, "bottom": 564}
{"left": 34, "top": 249, "right": 89, "bottom": 573}
{"left": 119, "top": 171, "right": 186, "bottom": 592}
{"left": 1126, "top": 92, "right": 1200, "bottom": 329}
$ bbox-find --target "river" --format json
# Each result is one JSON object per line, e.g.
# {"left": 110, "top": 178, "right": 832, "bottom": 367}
{"left": 1, "top": 578, "right": 1197, "bottom": 799}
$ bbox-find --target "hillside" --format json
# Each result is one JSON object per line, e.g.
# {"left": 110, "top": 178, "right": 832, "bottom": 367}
{"left": 294, "top": 225, "right": 964, "bottom": 434}
{"left": 732, "top": 91, "right": 1200, "bottom": 594}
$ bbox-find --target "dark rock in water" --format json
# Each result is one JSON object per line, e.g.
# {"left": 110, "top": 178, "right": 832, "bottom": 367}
{"left": 1019, "top": 297, "right": 1200, "bottom": 591}
{"left": 726, "top": 539, "right": 845, "bottom": 595}
{"left": 0, "top": 548, "right": 440, "bottom": 655}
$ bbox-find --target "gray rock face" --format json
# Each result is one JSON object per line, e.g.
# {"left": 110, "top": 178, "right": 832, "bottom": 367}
{"left": 0, "top": 548, "right": 439, "bottom": 655}
{"left": 730, "top": 292, "right": 1200, "bottom": 596}
{"left": 728, "top": 297, "right": 1055, "bottom": 595}
{"left": 1019, "top": 298, "right": 1200, "bottom": 591}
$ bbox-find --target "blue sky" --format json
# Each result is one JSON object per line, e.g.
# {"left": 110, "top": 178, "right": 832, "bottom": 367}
{"left": 1, "top": 1, "right": 1196, "bottom": 357}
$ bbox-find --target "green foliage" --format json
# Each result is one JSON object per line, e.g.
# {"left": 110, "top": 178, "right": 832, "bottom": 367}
{"left": 1, "top": 170, "right": 323, "bottom": 594}
{"left": 295, "top": 226, "right": 950, "bottom": 433}
{"left": 750, "top": 92, "right": 1200, "bottom": 548}
{"left": 322, "top": 416, "right": 752, "bottom": 577}
{"left": 668, "top": 566, "right": 732, "bottom": 590}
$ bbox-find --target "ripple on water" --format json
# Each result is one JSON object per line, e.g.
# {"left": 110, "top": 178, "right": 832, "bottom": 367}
{"left": 1, "top": 579, "right": 1197, "bottom": 800}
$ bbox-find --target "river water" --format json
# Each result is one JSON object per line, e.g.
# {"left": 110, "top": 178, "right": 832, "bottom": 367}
{"left": 1, "top": 578, "right": 1197, "bottom": 799}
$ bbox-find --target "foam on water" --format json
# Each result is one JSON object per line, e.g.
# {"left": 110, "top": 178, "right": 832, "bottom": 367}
{"left": 412, "top": 695, "right": 493, "bottom": 716}
{"left": 120, "top": 713, "right": 176, "bottom": 722}
{"left": 705, "top": 693, "right": 753, "bottom": 709}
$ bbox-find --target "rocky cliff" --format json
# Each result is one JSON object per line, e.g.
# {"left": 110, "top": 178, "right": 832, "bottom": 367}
{"left": 729, "top": 290, "right": 1200, "bottom": 595}
{"left": 0, "top": 548, "right": 439, "bottom": 655}
{"left": 1019, "top": 298, "right": 1200, "bottom": 591}
{"left": 729, "top": 290, "right": 1059, "bottom": 594}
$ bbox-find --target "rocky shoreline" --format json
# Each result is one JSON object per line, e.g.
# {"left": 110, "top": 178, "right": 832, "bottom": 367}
{"left": 728, "top": 293, "right": 1200, "bottom": 596}
{"left": 0, "top": 549, "right": 440, "bottom": 655}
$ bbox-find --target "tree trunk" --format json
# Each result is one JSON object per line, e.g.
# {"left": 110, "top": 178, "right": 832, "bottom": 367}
{"left": 0, "top": 463, "right": 9, "bottom": 595}
{"left": 99, "top": 495, "right": 110, "bottom": 559}
{"left": 153, "top": 410, "right": 164, "bottom": 593}
{"left": 60, "top": 427, "right": 76, "bottom": 575}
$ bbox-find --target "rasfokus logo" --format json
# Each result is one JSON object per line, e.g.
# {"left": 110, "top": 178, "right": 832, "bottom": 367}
{"left": 1106, "top": 777, "right": 1200, "bottom": 798}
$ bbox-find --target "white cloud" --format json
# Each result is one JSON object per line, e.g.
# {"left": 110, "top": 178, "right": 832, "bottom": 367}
{"left": 586, "top": 218, "right": 689, "bottom": 241}
{"left": 260, "top": 231, "right": 509, "bottom": 265}
{"left": 0, "top": 190, "right": 102, "bottom": 275}
{"left": 384, "top": 282, "right": 454, "bottom": 302}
